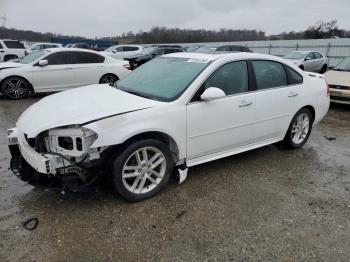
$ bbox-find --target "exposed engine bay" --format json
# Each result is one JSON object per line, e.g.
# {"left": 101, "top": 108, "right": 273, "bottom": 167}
{"left": 9, "top": 126, "right": 107, "bottom": 192}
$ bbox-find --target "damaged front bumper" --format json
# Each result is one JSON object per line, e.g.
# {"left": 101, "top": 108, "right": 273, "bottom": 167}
{"left": 8, "top": 128, "right": 102, "bottom": 191}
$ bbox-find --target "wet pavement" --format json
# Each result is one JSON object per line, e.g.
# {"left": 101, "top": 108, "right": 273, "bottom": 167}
{"left": 0, "top": 96, "right": 349, "bottom": 262}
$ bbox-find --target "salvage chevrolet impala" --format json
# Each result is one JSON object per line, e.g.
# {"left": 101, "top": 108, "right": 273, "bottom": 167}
{"left": 8, "top": 52, "right": 330, "bottom": 201}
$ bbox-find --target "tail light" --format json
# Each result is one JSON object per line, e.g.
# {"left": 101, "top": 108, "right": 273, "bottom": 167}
{"left": 123, "top": 64, "right": 131, "bottom": 71}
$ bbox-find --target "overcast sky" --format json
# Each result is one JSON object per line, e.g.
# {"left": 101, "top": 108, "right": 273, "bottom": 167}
{"left": 1, "top": 0, "right": 350, "bottom": 38}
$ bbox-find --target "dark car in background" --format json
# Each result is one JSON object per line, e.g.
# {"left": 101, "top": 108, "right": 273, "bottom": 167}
{"left": 125, "top": 45, "right": 185, "bottom": 69}
{"left": 195, "top": 44, "right": 252, "bottom": 54}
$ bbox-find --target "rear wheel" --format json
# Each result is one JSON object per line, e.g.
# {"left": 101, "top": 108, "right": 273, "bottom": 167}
{"left": 111, "top": 139, "right": 173, "bottom": 201}
{"left": 1, "top": 76, "right": 30, "bottom": 100}
{"left": 99, "top": 74, "right": 118, "bottom": 85}
{"left": 320, "top": 64, "right": 327, "bottom": 74}
{"left": 282, "top": 108, "right": 313, "bottom": 149}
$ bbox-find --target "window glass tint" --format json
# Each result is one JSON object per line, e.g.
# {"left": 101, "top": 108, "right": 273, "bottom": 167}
{"left": 46, "top": 52, "right": 73, "bottom": 65}
{"left": 152, "top": 48, "right": 164, "bottom": 56}
{"left": 230, "top": 46, "right": 242, "bottom": 52}
{"left": 203, "top": 61, "right": 249, "bottom": 95}
{"left": 73, "top": 51, "right": 105, "bottom": 63}
{"left": 285, "top": 66, "right": 303, "bottom": 85}
{"left": 242, "top": 46, "right": 251, "bottom": 52}
{"left": 305, "top": 53, "right": 314, "bottom": 60}
{"left": 217, "top": 46, "right": 231, "bottom": 51}
{"left": 124, "top": 46, "right": 139, "bottom": 51}
{"left": 115, "top": 47, "right": 124, "bottom": 52}
{"left": 4, "top": 41, "right": 25, "bottom": 49}
{"left": 0, "top": 42, "right": 3, "bottom": 49}
{"left": 164, "top": 48, "right": 182, "bottom": 54}
{"left": 252, "top": 60, "right": 287, "bottom": 90}
{"left": 314, "top": 52, "right": 322, "bottom": 59}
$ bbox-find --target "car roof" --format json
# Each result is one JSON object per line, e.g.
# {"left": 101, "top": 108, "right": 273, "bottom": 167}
{"left": 46, "top": 48, "right": 99, "bottom": 54}
{"left": 165, "top": 52, "right": 285, "bottom": 62}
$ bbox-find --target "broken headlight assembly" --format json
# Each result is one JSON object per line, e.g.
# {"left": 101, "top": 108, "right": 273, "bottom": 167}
{"left": 44, "top": 127, "right": 99, "bottom": 161}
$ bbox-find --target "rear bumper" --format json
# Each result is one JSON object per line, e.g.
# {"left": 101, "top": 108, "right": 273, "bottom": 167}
{"left": 330, "top": 88, "right": 350, "bottom": 105}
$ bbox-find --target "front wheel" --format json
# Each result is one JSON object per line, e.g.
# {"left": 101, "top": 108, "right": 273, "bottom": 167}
{"left": 1, "top": 76, "right": 30, "bottom": 100}
{"left": 282, "top": 108, "right": 313, "bottom": 149}
{"left": 111, "top": 139, "right": 173, "bottom": 201}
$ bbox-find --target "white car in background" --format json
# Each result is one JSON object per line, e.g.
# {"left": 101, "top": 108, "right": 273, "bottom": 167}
{"left": 26, "top": 42, "right": 63, "bottom": 53}
{"left": 284, "top": 51, "right": 328, "bottom": 73}
{"left": 8, "top": 52, "right": 329, "bottom": 201}
{"left": 101, "top": 45, "right": 144, "bottom": 60}
{"left": 0, "top": 48, "right": 130, "bottom": 99}
{"left": 0, "top": 39, "right": 27, "bottom": 62}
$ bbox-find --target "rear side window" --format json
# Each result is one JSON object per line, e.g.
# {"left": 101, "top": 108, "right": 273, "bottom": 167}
{"left": 230, "top": 46, "right": 242, "bottom": 52}
{"left": 4, "top": 41, "right": 25, "bottom": 49}
{"left": 217, "top": 46, "right": 231, "bottom": 51}
{"left": 73, "top": 52, "right": 105, "bottom": 63}
{"left": 45, "top": 52, "right": 73, "bottom": 65}
{"left": 252, "top": 60, "right": 287, "bottom": 90}
{"left": 285, "top": 66, "right": 303, "bottom": 85}
{"left": 124, "top": 46, "right": 139, "bottom": 51}
{"left": 314, "top": 52, "right": 322, "bottom": 59}
{"left": 203, "top": 61, "right": 249, "bottom": 95}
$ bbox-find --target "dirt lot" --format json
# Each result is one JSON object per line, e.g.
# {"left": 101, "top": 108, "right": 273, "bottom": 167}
{"left": 0, "top": 96, "right": 349, "bottom": 262}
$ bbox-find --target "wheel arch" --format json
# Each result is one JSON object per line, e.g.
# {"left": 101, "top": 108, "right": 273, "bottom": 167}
{"left": 104, "top": 131, "right": 181, "bottom": 165}
{"left": 0, "top": 75, "right": 34, "bottom": 93}
{"left": 301, "top": 105, "right": 315, "bottom": 123}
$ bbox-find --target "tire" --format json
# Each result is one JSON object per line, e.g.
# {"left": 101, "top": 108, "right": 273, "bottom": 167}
{"left": 111, "top": 139, "right": 173, "bottom": 201}
{"left": 299, "top": 65, "right": 304, "bottom": 71}
{"left": 320, "top": 64, "right": 327, "bottom": 74}
{"left": 99, "top": 74, "right": 118, "bottom": 85}
{"left": 1, "top": 76, "right": 30, "bottom": 100}
{"left": 4, "top": 55, "right": 18, "bottom": 62}
{"left": 281, "top": 108, "right": 313, "bottom": 149}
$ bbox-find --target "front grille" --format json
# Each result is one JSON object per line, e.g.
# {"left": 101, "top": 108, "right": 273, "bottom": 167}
{"left": 329, "top": 85, "right": 350, "bottom": 90}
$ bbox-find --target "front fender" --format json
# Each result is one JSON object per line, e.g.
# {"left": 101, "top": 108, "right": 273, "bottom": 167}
{"left": 84, "top": 105, "right": 187, "bottom": 159}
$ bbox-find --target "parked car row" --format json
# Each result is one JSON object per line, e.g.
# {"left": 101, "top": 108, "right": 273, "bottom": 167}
{"left": 0, "top": 48, "right": 130, "bottom": 99}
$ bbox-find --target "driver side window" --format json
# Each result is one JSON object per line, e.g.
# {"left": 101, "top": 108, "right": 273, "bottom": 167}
{"left": 203, "top": 61, "right": 249, "bottom": 96}
{"left": 305, "top": 53, "right": 314, "bottom": 60}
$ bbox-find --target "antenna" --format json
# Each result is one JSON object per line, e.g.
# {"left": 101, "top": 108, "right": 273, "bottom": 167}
{"left": 0, "top": 14, "right": 8, "bottom": 27}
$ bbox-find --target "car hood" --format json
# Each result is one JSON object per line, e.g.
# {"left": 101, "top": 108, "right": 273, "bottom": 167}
{"left": 17, "top": 84, "right": 164, "bottom": 137}
{"left": 0, "top": 62, "right": 24, "bottom": 70}
{"left": 324, "top": 70, "right": 350, "bottom": 86}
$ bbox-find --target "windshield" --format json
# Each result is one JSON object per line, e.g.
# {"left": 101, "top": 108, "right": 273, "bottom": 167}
{"left": 333, "top": 57, "right": 350, "bottom": 71}
{"left": 104, "top": 45, "right": 118, "bottom": 52}
{"left": 195, "top": 46, "right": 218, "bottom": 54}
{"left": 116, "top": 57, "right": 210, "bottom": 102}
{"left": 284, "top": 52, "right": 306, "bottom": 60}
{"left": 19, "top": 50, "right": 49, "bottom": 64}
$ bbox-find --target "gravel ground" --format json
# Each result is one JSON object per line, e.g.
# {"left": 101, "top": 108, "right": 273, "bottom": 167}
{"left": 0, "top": 96, "right": 349, "bottom": 262}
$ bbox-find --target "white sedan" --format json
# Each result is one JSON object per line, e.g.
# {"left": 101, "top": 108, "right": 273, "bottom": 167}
{"left": 8, "top": 52, "right": 330, "bottom": 201}
{"left": 0, "top": 48, "right": 131, "bottom": 99}
{"left": 101, "top": 45, "right": 144, "bottom": 60}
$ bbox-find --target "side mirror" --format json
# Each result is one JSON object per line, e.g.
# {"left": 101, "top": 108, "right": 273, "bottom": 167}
{"left": 305, "top": 57, "right": 312, "bottom": 61}
{"left": 200, "top": 87, "right": 226, "bottom": 101}
{"left": 37, "top": 59, "right": 48, "bottom": 66}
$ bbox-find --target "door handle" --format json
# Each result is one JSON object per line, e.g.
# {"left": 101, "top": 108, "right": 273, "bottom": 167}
{"left": 288, "top": 92, "right": 298, "bottom": 98}
{"left": 238, "top": 101, "right": 253, "bottom": 107}
{"left": 0, "top": 50, "right": 4, "bottom": 53}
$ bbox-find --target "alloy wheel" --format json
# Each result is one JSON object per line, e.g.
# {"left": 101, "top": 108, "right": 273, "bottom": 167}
{"left": 122, "top": 147, "right": 167, "bottom": 194}
{"left": 3, "top": 78, "right": 28, "bottom": 99}
{"left": 100, "top": 74, "right": 118, "bottom": 84}
{"left": 291, "top": 113, "right": 310, "bottom": 144}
